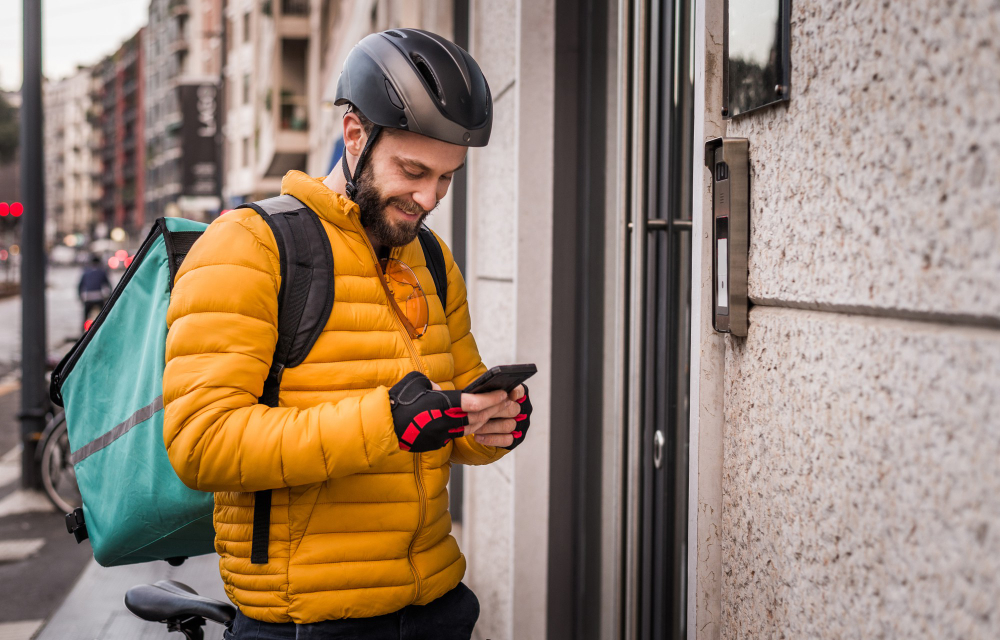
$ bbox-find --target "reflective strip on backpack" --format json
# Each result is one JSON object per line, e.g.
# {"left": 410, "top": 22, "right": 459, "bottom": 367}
{"left": 69, "top": 396, "right": 164, "bottom": 465}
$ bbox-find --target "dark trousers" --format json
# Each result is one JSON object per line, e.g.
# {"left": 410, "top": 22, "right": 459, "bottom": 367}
{"left": 83, "top": 300, "right": 104, "bottom": 327}
{"left": 223, "top": 582, "right": 479, "bottom": 640}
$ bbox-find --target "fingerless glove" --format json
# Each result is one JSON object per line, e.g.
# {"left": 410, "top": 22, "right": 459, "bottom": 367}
{"left": 389, "top": 371, "right": 469, "bottom": 452}
{"left": 502, "top": 385, "right": 533, "bottom": 450}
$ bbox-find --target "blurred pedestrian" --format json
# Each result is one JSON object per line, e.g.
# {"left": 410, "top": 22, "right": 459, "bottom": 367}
{"left": 78, "top": 254, "right": 110, "bottom": 327}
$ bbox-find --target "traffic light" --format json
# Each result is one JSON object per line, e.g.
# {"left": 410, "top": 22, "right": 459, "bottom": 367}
{"left": 0, "top": 202, "right": 24, "bottom": 217}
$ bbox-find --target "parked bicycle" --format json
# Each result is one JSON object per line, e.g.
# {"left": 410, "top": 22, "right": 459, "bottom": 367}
{"left": 36, "top": 408, "right": 80, "bottom": 513}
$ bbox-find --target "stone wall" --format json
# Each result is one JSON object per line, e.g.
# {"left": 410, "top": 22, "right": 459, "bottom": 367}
{"left": 720, "top": 1, "right": 1000, "bottom": 637}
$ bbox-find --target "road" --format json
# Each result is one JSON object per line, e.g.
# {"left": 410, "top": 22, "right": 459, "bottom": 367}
{"left": 0, "top": 265, "right": 100, "bottom": 382}
{"left": 0, "top": 265, "right": 117, "bottom": 637}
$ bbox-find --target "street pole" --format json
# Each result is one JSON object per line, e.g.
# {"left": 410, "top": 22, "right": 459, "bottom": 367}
{"left": 19, "top": 0, "right": 47, "bottom": 490}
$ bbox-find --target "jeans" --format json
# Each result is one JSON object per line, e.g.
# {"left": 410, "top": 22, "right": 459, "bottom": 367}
{"left": 222, "top": 582, "right": 480, "bottom": 640}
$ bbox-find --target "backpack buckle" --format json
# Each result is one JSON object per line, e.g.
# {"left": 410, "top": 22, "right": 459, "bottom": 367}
{"left": 65, "top": 507, "right": 89, "bottom": 543}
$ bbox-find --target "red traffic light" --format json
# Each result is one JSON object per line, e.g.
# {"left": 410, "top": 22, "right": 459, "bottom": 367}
{"left": 0, "top": 202, "right": 23, "bottom": 217}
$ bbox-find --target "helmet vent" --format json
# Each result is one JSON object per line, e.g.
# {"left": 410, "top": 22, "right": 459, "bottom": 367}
{"left": 411, "top": 55, "right": 443, "bottom": 102}
{"left": 385, "top": 30, "right": 405, "bottom": 38}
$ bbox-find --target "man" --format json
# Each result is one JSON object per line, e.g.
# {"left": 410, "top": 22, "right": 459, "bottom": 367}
{"left": 162, "top": 29, "right": 533, "bottom": 639}
{"left": 78, "top": 254, "right": 110, "bottom": 328}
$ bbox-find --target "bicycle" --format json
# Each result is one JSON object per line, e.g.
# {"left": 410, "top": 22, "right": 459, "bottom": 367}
{"left": 36, "top": 408, "right": 81, "bottom": 513}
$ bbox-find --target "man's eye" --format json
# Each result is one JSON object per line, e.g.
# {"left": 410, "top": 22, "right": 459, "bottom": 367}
{"left": 403, "top": 170, "right": 422, "bottom": 179}
{"left": 440, "top": 174, "right": 454, "bottom": 182}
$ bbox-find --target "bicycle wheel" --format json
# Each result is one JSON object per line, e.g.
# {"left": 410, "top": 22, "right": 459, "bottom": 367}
{"left": 40, "top": 412, "right": 82, "bottom": 514}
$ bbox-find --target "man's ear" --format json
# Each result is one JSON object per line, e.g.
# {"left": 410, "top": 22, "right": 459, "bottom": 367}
{"left": 343, "top": 112, "right": 367, "bottom": 156}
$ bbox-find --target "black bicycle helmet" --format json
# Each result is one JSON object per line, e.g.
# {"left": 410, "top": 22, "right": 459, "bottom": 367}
{"left": 335, "top": 28, "right": 493, "bottom": 199}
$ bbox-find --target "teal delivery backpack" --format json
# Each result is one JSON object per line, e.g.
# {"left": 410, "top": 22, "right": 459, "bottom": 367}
{"left": 49, "top": 196, "right": 450, "bottom": 567}
{"left": 50, "top": 216, "right": 213, "bottom": 566}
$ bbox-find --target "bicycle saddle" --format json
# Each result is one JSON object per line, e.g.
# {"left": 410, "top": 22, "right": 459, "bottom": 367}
{"left": 125, "top": 580, "right": 236, "bottom": 625}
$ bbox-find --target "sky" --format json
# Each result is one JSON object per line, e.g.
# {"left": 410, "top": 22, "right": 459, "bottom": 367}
{"left": 0, "top": 0, "right": 148, "bottom": 92}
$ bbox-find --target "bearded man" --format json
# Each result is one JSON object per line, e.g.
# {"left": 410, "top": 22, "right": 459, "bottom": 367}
{"left": 162, "top": 29, "right": 533, "bottom": 640}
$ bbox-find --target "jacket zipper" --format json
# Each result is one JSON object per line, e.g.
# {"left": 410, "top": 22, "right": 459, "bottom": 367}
{"left": 350, "top": 215, "right": 427, "bottom": 601}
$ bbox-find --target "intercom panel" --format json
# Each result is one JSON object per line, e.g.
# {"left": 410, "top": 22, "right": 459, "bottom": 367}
{"left": 705, "top": 137, "right": 749, "bottom": 336}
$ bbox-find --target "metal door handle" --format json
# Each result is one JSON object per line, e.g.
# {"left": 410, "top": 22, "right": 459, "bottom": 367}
{"left": 653, "top": 430, "right": 664, "bottom": 469}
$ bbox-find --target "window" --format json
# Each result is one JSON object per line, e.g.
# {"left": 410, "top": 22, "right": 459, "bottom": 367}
{"left": 243, "top": 74, "right": 250, "bottom": 105}
{"left": 243, "top": 12, "right": 251, "bottom": 43}
{"left": 242, "top": 137, "right": 250, "bottom": 167}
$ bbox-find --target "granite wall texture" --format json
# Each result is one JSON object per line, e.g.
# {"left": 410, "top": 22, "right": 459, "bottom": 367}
{"left": 716, "top": 1, "right": 1000, "bottom": 638}
{"left": 726, "top": 0, "right": 1000, "bottom": 321}
{"left": 723, "top": 308, "right": 1000, "bottom": 639}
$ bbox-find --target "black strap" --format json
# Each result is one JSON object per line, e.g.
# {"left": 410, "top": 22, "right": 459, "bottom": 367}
{"left": 417, "top": 225, "right": 448, "bottom": 312}
{"left": 237, "top": 195, "right": 337, "bottom": 565}
{"left": 162, "top": 229, "right": 204, "bottom": 292}
{"left": 249, "top": 488, "right": 271, "bottom": 565}
{"left": 342, "top": 124, "right": 383, "bottom": 201}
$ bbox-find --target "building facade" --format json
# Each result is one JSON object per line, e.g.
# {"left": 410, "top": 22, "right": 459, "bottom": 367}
{"left": 145, "top": 0, "right": 224, "bottom": 223}
{"left": 221, "top": 0, "right": 317, "bottom": 204}
{"left": 43, "top": 68, "right": 98, "bottom": 244}
{"left": 92, "top": 28, "right": 146, "bottom": 240}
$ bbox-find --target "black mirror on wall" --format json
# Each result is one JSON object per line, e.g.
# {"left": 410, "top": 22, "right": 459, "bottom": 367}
{"left": 724, "top": 0, "right": 791, "bottom": 118}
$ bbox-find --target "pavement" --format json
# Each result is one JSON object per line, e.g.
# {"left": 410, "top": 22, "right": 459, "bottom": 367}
{"left": 0, "top": 266, "right": 229, "bottom": 639}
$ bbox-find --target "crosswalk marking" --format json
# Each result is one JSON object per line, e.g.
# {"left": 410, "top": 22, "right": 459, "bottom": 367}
{"left": 0, "top": 446, "right": 21, "bottom": 489}
{"left": 0, "top": 538, "right": 46, "bottom": 564}
{"left": 0, "top": 490, "right": 54, "bottom": 519}
{"left": 0, "top": 454, "right": 19, "bottom": 490}
{"left": 0, "top": 620, "right": 44, "bottom": 640}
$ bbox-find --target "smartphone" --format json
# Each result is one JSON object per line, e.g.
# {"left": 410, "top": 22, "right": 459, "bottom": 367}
{"left": 462, "top": 364, "right": 537, "bottom": 394}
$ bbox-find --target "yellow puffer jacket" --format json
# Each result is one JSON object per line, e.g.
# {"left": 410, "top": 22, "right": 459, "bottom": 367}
{"left": 163, "top": 170, "right": 506, "bottom": 623}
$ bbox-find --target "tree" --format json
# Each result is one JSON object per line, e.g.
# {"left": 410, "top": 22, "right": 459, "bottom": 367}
{"left": 0, "top": 92, "right": 18, "bottom": 164}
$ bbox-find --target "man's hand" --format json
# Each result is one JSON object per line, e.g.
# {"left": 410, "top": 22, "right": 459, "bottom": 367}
{"left": 418, "top": 379, "right": 531, "bottom": 449}
{"left": 462, "top": 384, "right": 529, "bottom": 448}
{"left": 389, "top": 373, "right": 468, "bottom": 452}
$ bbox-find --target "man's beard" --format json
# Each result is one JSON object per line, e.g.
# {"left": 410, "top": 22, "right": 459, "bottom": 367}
{"left": 353, "top": 161, "right": 435, "bottom": 248}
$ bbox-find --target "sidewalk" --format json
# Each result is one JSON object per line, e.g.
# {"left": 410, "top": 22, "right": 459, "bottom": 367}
{"left": 35, "top": 553, "right": 228, "bottom": 640}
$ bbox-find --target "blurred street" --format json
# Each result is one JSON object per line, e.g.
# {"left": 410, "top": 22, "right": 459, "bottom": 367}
{"left": 0, "top": 265, "right": 95, "bottom": 638}
{"left": 0, "top": 263, "right": 226, "bottom": 639}
{"left": 0, "top": 265, "right": 88, "bottom": 382}
{"left": 0, "top": 264, "right": 147, "bottom": 640}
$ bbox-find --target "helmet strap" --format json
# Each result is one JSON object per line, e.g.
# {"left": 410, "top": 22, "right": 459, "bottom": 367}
{"left": 343, "top": 124, "right": 383, "bottom": 201}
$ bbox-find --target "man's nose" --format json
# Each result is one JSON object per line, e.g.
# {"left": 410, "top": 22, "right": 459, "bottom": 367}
{"left": 412, "top": 183, "right": 438, "bottom": 212}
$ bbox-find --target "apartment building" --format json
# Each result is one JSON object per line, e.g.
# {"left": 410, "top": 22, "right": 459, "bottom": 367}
{"left": 145, "top": 0, "right": 224, "bottom": 223}
{"left": 91, "top": 28, "right": 146, "bottom": 240}
{"left": 43, "top": 68, "right": 98, "bottom": 244}
{"left": 222, "top": 0, "right": 316, "bottom": 204}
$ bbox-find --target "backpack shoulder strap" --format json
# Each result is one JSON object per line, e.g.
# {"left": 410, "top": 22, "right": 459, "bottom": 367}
{"left": 237, "top": 194, "right": 335, "bottom": 566}
{"left": 239, "top": 195, "right": 336, "bottom": 401}
{"left": 417, "top": 225, "right": 448, "bottom": 312}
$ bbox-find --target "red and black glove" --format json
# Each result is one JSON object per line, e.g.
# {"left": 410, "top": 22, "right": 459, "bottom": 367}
{"left": 389, "top": 371, "right": 469, "bottom": 452}
{"left": 501, "top": 385, "right": 532, "bottom": 450}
